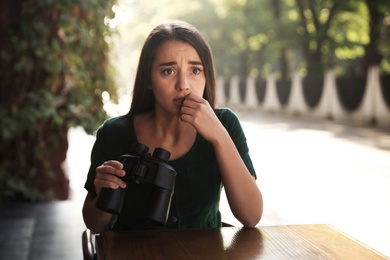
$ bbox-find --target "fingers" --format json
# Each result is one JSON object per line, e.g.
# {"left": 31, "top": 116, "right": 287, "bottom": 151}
{"left": 102, "top": 160, "right": 124, "bottom": 170}
{"left": 183, "top": 92, "right": 201, "bottom": 102}
{"left": 181, "top": 101, "right": 202, "bottom": 116}
{"left": 181, "top": 92, "right": 206, "bottom": 115}
{"left": 94, "top": 160, "right": 127, "bottom": 195}
{"left": 96, "top": 162, "right": 126, "bottom": 180}
{"left": 180, "top": 93, "right": 224, "bottom": 143}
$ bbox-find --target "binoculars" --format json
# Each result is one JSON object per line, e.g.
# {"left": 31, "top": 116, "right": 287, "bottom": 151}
{"left": 95, "top": 143, "right": 176, "bottom": 225}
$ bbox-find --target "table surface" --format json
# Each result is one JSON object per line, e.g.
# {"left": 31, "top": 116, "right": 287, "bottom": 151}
{"left": 96, "top": 224, "right": 388, "bottom": 259}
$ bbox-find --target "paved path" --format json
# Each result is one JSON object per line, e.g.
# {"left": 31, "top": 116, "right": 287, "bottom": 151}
{"left": 230, "top": 110, "right": 390, "bottom": 257}
{"left": 1, "top": 110, "right": 389, "bottom": 259}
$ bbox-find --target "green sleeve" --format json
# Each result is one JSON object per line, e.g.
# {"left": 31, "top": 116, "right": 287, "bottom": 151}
{"left": 216, "top": 109, "right": 257, "bottom": 179}
{"left": 84, "top": 124, "right": 108, "bottom": 198}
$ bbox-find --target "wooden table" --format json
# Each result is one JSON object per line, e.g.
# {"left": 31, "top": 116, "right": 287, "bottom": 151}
{"left": 95, "top": 224, "right": 388, "bottom": 259}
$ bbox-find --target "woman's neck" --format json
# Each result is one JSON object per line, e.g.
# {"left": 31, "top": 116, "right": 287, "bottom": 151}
{"left": 135, "top": 110, "right": 197, "bottom": 159}
{"left": 150, "top": 110, "right": 194, "bottom": 137}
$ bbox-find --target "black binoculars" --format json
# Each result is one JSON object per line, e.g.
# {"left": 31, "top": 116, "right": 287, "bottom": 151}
{"left": 95, "top": 143, "right": 176, "bottom": 225}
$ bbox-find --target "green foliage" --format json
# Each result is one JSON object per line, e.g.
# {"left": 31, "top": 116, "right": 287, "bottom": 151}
{"left": 378, "top": 1, "right": 390, "bottom": 73}
{"left": 0, "top": 0, "right": 117, "bottom": 203}
{"left": 112, "top": 0, "right": 389, "bottom": 78}
{"left": 149, "top": 0, "right": 388, "bottom": 77}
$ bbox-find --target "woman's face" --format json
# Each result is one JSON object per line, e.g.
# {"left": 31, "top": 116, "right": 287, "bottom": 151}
{"left": 150, "top": 40, "right": 206, "bottom": 116}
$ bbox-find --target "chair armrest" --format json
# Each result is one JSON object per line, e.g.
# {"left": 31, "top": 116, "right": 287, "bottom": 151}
{"left": 82, "top": 229, "right": 96, "bottom": 260}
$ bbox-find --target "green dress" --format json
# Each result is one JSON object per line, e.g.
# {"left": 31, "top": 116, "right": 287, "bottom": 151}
{"left": 84, "top": 108, "right": 256, "bottom": 230}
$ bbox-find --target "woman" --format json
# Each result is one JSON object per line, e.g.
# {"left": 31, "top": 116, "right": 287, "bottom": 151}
{"left": 83, "top": 21, "right": 263, "bottom": 232}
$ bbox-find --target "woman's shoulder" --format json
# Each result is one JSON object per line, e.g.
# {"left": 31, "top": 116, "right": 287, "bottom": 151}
{"left": 95, "top": 113, "right": 137, "bottom": 151}
{"left": 214, "top": 108, "right": 239, "bottom": 123}
{"left": 214, "top": 108, "right": 245, "bottom": 136}
{"left": 102, "top": 112, "right": 134, "bottom": 126}
{"left": 98, "top": 113, "right": 134, "bottom": 134}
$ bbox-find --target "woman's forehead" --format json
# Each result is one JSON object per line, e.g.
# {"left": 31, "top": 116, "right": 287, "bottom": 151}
{"left": 154, "top": 40, "right": 201, "bottom": 63}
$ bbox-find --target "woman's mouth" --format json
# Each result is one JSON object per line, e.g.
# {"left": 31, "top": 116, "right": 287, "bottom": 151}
{"left": 173, "top": 93, "right": 189, "bottom": 107}
{"left": 173, "top": 97, "right": 185, "bottom": 107}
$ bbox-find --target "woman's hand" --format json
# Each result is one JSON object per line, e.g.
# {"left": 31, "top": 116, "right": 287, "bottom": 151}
{"left": 94, "top": 160, "right": 127, "bottom": 196}
{"left": 180, "top": 92, "right": 226, "bottom": 143}
{"left": 181, "top": 93, "right": 263, "bottom": 227}
{"left": 83, "top": 160, "right": 125, "bottom": 233}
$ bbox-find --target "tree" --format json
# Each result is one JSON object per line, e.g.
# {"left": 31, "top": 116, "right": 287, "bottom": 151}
{"left": 0, "top": 0, "right": 117, "bottom": 202}
{"left": 295, "top": 0, "right": 342, "bottom": 75}
{"left": 364, "top": 0, "right": 390, "bottom": 71}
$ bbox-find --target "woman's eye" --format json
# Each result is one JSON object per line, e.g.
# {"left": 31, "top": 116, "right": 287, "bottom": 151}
{"left": 162, "top": 68, "right": 174, "bottom": 75}
{"left": 192, "top": 68, "right": 202, "bottom": 75}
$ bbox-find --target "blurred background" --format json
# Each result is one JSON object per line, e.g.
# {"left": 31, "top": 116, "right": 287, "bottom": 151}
{"left": 1, "top": 0, "right": 389, "bottom": 259}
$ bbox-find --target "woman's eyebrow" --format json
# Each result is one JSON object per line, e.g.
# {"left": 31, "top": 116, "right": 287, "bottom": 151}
{"left": 189, "top": 61, "right": 203, "bottom": 66}
{"left": 159, "top": 61, "right": 176, "bottom": 67}
{"left": 158, "top": 61, "right": 203, "bottom": 67}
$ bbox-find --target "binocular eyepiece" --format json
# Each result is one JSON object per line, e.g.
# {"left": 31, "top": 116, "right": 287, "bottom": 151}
{"left": 95, "top": 143, "right": 176, "bottom": 225}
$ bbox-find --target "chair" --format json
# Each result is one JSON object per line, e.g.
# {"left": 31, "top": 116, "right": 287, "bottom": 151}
{"left": 222, "top": 221, "right": 234, "bottom": 227}
{"left": 82, "top": 229, "right": 96, "bottom": 260}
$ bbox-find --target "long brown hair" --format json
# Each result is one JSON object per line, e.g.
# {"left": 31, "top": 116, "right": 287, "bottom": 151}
{"left": 129, "top": 21, "right": 216, "bottom": 114}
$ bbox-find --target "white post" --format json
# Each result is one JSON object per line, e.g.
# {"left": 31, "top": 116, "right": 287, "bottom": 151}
{"left": 313, "top": 69, "right": 346, "bottom": 120}
{"left": 244, "top": 76, "right": 258, "bottom": 109}
{"left": 354, "top": 65, "right": 390, "bottom": 128}
{"left": 228, "top": 76, "right": 242, "bottom": 108}
{"left": 262, "top": 74, "right": 280, "bottom": 112}
{"left": 216, "top": 76, "right": 226, "bottom": 107}
{"left": 286, "top": 71, "right": 307, "bottom": 114}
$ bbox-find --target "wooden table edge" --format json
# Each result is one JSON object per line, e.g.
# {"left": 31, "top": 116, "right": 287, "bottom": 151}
{"left": 325, "top": 224, "right": 389, "bottom": 259}
{"left": 283, "top": 224, "right": 389, "bottom": 259}
{"left": 95, "top": 224, "right": 390, "bottom": 260}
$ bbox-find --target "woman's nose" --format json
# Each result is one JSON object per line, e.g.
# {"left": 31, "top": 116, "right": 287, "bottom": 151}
{"left": 175, "top": 73, "right": 189, "bottom": 91}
